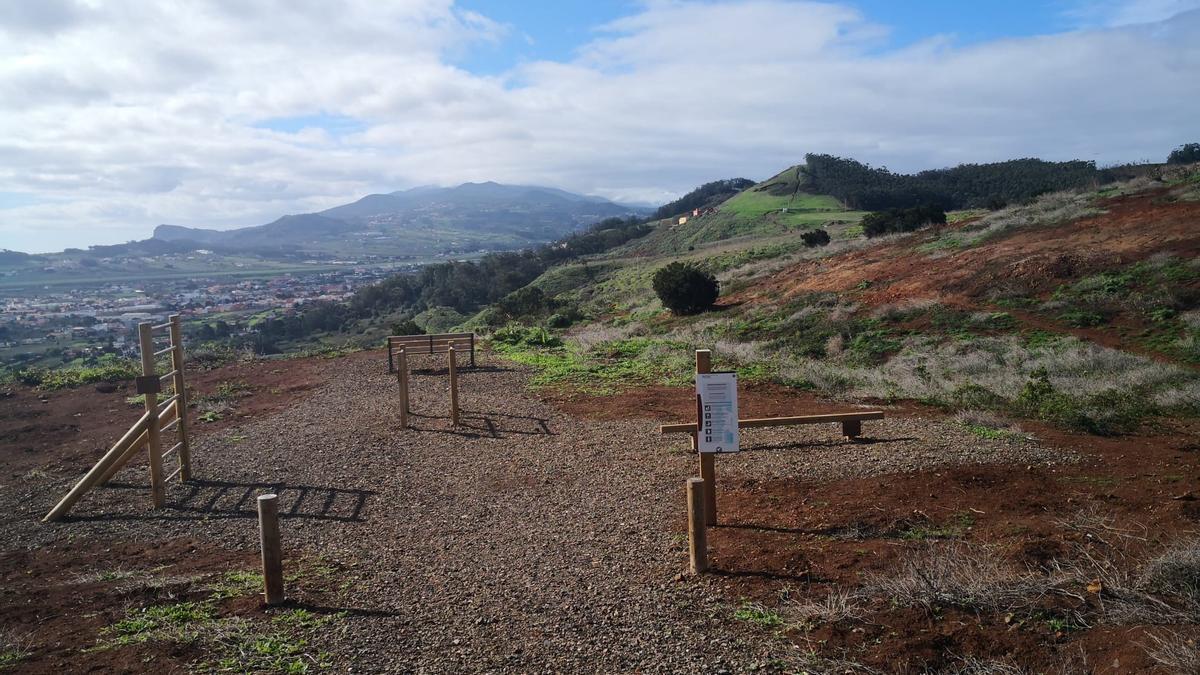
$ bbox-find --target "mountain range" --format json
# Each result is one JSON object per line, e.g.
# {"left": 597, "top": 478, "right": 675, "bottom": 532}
{"left": 151, "top": 182, "right": 647, "bottom": 257}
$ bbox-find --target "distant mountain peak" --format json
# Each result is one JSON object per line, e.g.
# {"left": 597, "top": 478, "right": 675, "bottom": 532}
{"left": 148, "top": 182, "right": 649, "bottom": 257}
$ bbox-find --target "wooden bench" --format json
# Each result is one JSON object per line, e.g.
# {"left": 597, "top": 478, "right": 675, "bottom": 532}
{"left": 387, "top": 332, "right": 476, "bottom": 372}
{"left": 659, "top": 410, "right": 885, "bottom": 440}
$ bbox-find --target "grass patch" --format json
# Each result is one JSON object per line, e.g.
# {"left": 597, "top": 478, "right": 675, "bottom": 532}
{"left": 96, "top": 573, "right": 343, "bottom": 673}
{"left": 899, "top": 512, "right": 975, "bottom": 541}
{"left": 491, "top": 326, "right": 694, "bottom": 394}
{"left": 0, "top": 630, "right": 32, "bottom": 671}
{"left": 208, "top": 570, "right": 264, "bottom": 601}
{"left": 734, "top": 603, "right": 785, "bottom": 628}
{"left": 105, "top": 601, "right": 216, "bottom": 646}
{"left": 1, "top": 357, "right": 140, "bottom": 390}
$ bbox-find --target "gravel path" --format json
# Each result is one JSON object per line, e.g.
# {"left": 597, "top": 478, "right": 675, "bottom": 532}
{"left": 2, "top": 350, "right": 1071, "bottom": 672}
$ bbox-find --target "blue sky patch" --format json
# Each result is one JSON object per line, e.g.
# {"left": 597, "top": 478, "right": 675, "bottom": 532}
{"left": 253, "top": 113, "right": 367, "bottom": 137}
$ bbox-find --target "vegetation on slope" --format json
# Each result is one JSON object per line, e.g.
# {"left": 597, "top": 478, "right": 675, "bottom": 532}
{"left": 482, "top": 165, "right": 1200, "bottom": 436}
{"left": 801, "top": 153, "right": 1109, "bottom": 211}
{"left": 653, "top": 178, "right": 755, "bottom": 219}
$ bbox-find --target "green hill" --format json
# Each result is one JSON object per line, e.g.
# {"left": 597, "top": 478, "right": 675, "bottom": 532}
{"left": 622, "top": 167, "right": 868, "bottom": 256}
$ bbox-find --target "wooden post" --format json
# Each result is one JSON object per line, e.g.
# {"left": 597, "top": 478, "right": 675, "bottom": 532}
{"left": 138, "top": 323, "right": 166, "bottom": 508}
{"left": 169, "top": 315, "right": 191, "bottom": 481}
{"left": 695, "top": 349, "right": 716, "bottom": 526}
{"left": 257, "top": 494, "right": 285, "bottom": 606}
{"left": 448, "top": 345, "right": 460, "bottom": 426}
{"left": 687, "top": 477, "right": 709, "bottom": 573}
{"left": 397, "top": 348, "right": 409, "bottom": 429}
{"left": 387, "top": 337, "right": 395, "bottom": 373}
{"left": 842, "top": 419, "right": 862, "bottom": 439}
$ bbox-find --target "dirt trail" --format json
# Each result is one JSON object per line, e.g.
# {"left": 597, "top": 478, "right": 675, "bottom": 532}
{"left": 0, "top": 349, "right": 1078, "bottom": 672}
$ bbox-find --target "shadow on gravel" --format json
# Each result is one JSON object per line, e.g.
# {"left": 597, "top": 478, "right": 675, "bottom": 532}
{"left": 284, "top": 600, "right": 403, "bottom": 618}
{"left": 76, "top": 479, "right": 374, "bottom": 523}
{"left": 714, "top": 522, "right": 844, "bottom": 537}
{"left": 405, "top": 409, "right": 554, "bottom": 439}
{"left": 403, "top": 364, "right": 515, "bottom": 376}
{"left": 738, "top": 436, "right": 919, "bottom": 454}
{"left": 708, "top": 567, "right": 812, "bottom": 582}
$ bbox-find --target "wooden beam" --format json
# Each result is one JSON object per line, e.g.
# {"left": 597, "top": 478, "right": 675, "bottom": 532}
{"left": 96, "top": 404, "right": 178, "bottom": 486}
{"left": 138, "top": 322, "right": 165, "bottom": 508}
{"left": 660, "top": 410, "right": 885, "bottom": 434}
{"left": 168, "top": 315, "right": 191, "bottom": 482}
{"left": 43, "top": 410, "right": 154, "bottom": 521}
{"left": 448, "top": 346, "right": 459, "bottom": 426}
{"left": 397, "top": 348, "right": 409, "bottom": 429}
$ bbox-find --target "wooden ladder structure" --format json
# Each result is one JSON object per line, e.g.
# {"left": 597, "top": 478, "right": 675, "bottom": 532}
{"left": 44, "top": 315, "right": 192, "bottom": 522}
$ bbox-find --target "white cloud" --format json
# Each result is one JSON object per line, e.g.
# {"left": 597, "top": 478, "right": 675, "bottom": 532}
{"left": 1, "top": 0, "right": 1198, "bottom": 253}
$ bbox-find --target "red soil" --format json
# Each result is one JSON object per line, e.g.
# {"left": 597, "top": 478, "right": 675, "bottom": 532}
{"left": 731, "top": 189, "right": 1200, "bottom": 308}
{"left": 0, "top": 354, "right": 327, "bottom": 477}
{"left": 0, "top": 539, "right": 254, "bottom": 674}
{"left": 0, "top": 352, "right": 359, "bottom": 672}
{"left": 549, "top": 382, "right": 1200, "bottom": 673}
{"left": 723, "top": 188, "right": 1200, "bottom": 362}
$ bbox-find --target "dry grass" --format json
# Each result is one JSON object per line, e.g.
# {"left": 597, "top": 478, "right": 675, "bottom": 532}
{"left": 865, "top": 544, "right": 1054, "bottom": 612}
{"left": 787, "top": 589, "right": 864, "bottom": 627}
{"left": 777, "top": 333, "right": 1199, "bottom": 414}
{"left": 943, "top": 657, "right": 1030, "bottom": 675}
{"left": 1141, "top": 539, "right": 1200, "bottom": 613}
{"left": 568, "top": 322, "right": 646, "bottom": 352}
{"left": 1143, "top": 630, "right": 1200, "bottom": 674}
{"left": 0, "top": 628, "right": 34, "bottom": 669}
{"left": 961, "top": 188, "right": 1104, "bottom": 244}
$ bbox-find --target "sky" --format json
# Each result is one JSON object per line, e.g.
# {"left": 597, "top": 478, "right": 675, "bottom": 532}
{"left": 1, "top": 1, "right": 1199, "bottom": 253}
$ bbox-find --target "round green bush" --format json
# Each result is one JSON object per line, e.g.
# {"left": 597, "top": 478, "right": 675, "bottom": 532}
{"left": 652, "top": 262, "right": 719, "bottom": 315}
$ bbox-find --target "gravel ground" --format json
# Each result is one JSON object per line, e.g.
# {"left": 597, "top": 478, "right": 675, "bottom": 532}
{"left": 2, "top": 351, "right": 1072, "bottom": 672}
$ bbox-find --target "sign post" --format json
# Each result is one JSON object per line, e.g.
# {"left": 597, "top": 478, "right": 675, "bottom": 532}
{"left": 697, "top": 372, "right": 739, "bottom": 454}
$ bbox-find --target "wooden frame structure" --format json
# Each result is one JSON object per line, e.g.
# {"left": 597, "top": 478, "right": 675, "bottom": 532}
{"left": 393, "top": 344, "right": 462, "bottom": 429}
{"left": 44, "top": 315, "right": 192, "bottom": 522}
{"left": 387, "top": 332, "right": 476, "bottom": 372}
{"left": 664, "top": 349, "right": 883, "bottom": 528}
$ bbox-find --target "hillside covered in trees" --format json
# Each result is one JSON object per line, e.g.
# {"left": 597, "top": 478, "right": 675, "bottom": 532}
{"left": 799, "top": 153, "right": 1106, "bottom": 210}
{"left": 248, "top": 216, "right": 652, "bottom": 348}
{"left": 653, "top": 178, "right": 755, "bottom": 219}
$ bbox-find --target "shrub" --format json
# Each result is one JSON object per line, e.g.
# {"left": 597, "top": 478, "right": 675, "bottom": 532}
{"left": 861, "top": 205, "right": 947, "bottom": 237}
{"left": 5, "top": 359, "right": 141, "bottom": 390}
{"left": 800, "top": 229, "right": 831, "bottom": 247}
{"left": 546, "top": 306, "right": 584, "bottom": 329}
{"left": 390, "top": 318, "right": 423, "bottom": 336}
{"left": 490, "top": 324, "right": 563, "bottom": 349}
{"left": 652, "top": 262, "right": 720, "bottom": 315}
{"left": 495, "top": 286, "right": 553, "bottom": 321}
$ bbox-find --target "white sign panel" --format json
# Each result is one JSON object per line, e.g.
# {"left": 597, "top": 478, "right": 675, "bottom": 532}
{"left": 697, "top": 372, "right": 739, "bottom": 453}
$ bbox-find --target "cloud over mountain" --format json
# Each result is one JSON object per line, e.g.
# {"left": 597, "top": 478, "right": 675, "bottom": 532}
{"left": 2, "top": 0, "right": 1198, "bottom": 252}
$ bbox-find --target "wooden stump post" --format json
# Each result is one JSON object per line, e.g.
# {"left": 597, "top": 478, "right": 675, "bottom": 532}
{"left": 138, "top": 322, "right": 166, "bottom": 508}
{"left": 842, "top": 419, "right": 862, "bottom": 439}
{"left": 695, "top": 349, "right": 717, "bottom": 526}
{"left": 168, "top": 315, "right": 191, "bottom": 481}
{"left": 397, "top": 348, "right": 409, "bottom": 429}
{"left": 257, "top": 493, "right": 285, "bottom": 606}
{"left": 687, "top": 477, "right": 709, "bottom": 573}
{"left": 448, "top": 345, "right": 460, "bottom": 426}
